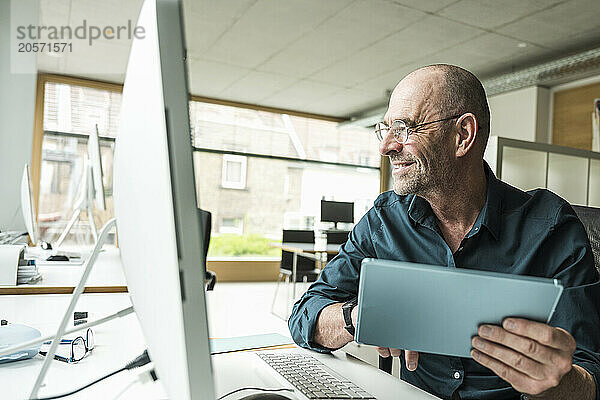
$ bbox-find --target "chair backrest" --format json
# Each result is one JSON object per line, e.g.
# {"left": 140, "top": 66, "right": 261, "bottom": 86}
{"left": 326, "top": 230, "right": 350, "bottom": 245}
{"left": 282, "top": 229, "right": 315, "bottom": 244}
{"left": 572, "top": 205, "right": 600, "bottom": 277}
{"left": 281, "top": 229, "right": 315, "bottom": 272}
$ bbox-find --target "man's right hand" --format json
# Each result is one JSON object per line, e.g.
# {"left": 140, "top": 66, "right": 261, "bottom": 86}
{"left": 376, "top": 347, "right": 419, "bottom": 371}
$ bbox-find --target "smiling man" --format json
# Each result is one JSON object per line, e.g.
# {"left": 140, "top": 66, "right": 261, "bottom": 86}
{"left": 288, "top": 65, "right": 600, "bottom": 400}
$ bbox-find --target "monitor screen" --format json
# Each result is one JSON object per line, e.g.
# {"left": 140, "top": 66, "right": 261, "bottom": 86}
{"left": 321, "top": 200, "right": 354, "bottom": 224}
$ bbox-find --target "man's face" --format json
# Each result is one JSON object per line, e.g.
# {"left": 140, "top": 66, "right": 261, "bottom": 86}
{"left": 380, "top": 71, "right": 455, "bottom": 196}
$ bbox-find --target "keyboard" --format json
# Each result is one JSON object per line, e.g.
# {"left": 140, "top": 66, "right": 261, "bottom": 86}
{"left": 0, "top": 232, "right": 27, "bottom": 245}
{"left": 258, "top": 352, "right": 375, "bottom": 399}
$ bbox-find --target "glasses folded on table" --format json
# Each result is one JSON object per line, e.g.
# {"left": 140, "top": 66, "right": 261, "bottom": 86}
{"left": 39, "top": 328, "right": 95, "bottom": 363}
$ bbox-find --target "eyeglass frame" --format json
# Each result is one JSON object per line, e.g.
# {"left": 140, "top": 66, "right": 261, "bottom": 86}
{"left": 374, "top": 114, "right": 464, "bottom": 144}
{"left": 40, "top": 328, "right": 95, "bottom": 363}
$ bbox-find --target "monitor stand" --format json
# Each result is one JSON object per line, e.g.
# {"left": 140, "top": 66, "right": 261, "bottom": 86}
{"left": 55, "top": 159, "right": 98, "bottom": 248}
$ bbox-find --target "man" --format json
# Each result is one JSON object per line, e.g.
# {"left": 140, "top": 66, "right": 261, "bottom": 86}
{"left": 288, "top": 65, "right": 600, "bottom": 400}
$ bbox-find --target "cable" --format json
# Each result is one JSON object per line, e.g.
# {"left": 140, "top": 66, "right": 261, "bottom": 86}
{"left": 218, "top": 387, "right": 295, "bottom": 400}
{"left": 34, "top": 350, "right": 151, "bottom": 400}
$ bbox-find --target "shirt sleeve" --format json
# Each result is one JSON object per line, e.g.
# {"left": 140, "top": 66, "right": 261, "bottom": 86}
{"left": 547, "top": 204, "right": 600, "bottom": 400}
{"left": 288, "top": 209, "right": 379, "bottom": 353}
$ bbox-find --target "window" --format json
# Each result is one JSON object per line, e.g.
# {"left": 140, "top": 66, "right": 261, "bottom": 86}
{"left": 219, "top": 217, "right": 243, "bottom": 235}
{"left": 221, "top": 154, "right": 247, "bottom": 189}
{"left": 35, "top": 75, "right": 382, "bottom": 259}
{"left": 38, "top": 78, "right": 119, "bottom": 246}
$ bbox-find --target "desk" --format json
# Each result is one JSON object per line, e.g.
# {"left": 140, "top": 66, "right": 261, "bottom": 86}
{"left": 0, "top": 246, "right": 128, "bottom": 295}
{"left": 0, "top": 282, "right": 440, "bottom": 399}
{"left": 271, "top": 242, "right": 340, "bottom": 301}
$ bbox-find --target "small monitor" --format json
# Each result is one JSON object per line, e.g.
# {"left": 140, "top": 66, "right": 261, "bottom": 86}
{"left": 20, "top": 164, "right": 38, "bottom": 245}
{"left": 87, "top": 125, "right": 106, "bottom": 211}
{"left": 113, "top": 0, "right": 214, "bottom": 399}
{"left": 321, "top": 200, "right": 354, "bottom": 224}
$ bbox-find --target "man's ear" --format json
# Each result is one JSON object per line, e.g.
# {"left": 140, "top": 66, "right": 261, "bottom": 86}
{"left": 455, "top": 113, "right": 478, "bottom": 158}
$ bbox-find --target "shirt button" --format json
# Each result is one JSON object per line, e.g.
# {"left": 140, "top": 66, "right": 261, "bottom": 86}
{"left": 453, "top": 371, "right": 461, "bottom": 379}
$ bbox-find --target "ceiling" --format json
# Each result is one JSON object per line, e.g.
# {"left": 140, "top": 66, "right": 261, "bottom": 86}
{"left": 37, "top": 0, "right": 600, "bottom": 119}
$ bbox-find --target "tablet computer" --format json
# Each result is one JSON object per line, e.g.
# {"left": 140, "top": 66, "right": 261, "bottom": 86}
{"left": 355, "top": 259, "right": 563, "bottom": 358}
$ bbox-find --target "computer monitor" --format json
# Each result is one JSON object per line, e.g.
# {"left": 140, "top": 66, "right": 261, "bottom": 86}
{"left": 321, "top": 200, "right": 354, "bottom": 226}
{"left": 88, "top": 125, "right": 106, "bottom": 211}
{"left": 20, "top": 164, "right": 38, "bottom": 245}
{"left": 113, "top": 0, "right": 214, "bottom": 399}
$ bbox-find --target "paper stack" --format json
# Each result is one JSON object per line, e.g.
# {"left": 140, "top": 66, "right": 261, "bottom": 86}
{"left": 17, "top": 263, "right": 42, "bottom": 285}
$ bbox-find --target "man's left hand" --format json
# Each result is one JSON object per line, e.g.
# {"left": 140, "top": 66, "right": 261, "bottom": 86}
{"left": 471, "top": 318, "right": 577, "bottom": 396}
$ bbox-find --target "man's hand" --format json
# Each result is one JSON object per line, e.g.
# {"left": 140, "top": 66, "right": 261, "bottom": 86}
{"left": 376, "top": 347, "right": 420, "bottom": 371}
{"left": 471, "top": 318, "right": 577, "bottom": 396}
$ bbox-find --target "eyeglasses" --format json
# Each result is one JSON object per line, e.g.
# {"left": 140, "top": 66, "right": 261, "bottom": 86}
{"left": 374, "top": 114, "right": 463, "bottom": 144}
{"left": 40, "top": 328, "right": 95, "bottom": 363}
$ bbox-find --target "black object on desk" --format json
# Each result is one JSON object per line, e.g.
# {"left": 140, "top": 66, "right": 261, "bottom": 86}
{"left": 46, "top": 255, "right": 70, "bottom": 262}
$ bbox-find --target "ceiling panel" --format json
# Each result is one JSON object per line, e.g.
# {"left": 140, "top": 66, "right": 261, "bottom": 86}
{"left": 352, "top": 63, "right": 420, "bottom": 93}
{"left": 261, "top": 80, "right": 344, "bottom": 112}
{"left": 303, "top": 88, "right": 388, "bottom": 117}
{"left": 68, "top": 0, "right": 143, "bottom": 26}
{"left": 389, "top": 0, "right": 460, "bottom": 13}
{"left": 496, "top": 0, "right": 600, "bottom": 49}
{"left": 183, "top": 0, "right": 256, "bottom": 54}
{"left": 310, "top": 14, "right": 485, "bottom": 86}
{"left": 257, "top": 0, "right": 426, "bottom": 78}
{"left": 39, "top": 0, "right": 71, "bottom": 25}
{"left": 187, "top": 58, "right": 252, "bottom": 97}
{"left": 201, "top": 0, "right": 352, "bottom": 68}
{"left": 438, "top": 0, "right": 565, "bottom": 30}
{"left": 416, "top": 33, "right": 549, "bottom": 78}
{"left": 219, "top": 71, "right": 299, "bottom": 104}
{"left": 60, "top": 40, "right": 129, "bottom": 79}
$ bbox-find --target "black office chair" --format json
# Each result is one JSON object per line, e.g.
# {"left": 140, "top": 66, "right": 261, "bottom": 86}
{"left": 376, "top": 205, "right": 600, "bottom": 375}
{"left": 271, "top": 229, "right": 319, "bottom": 318}
{"left": 325, "top": 230, "right": 350, "bottom": 263}
{"left": 572, "top": 205, "right": 600, "bottom": 276}
{"left": 280, "top": 229, "right": 319, "bottom": 283}
{"left": 199, "top": 209, "right": 216, "bottom": 291}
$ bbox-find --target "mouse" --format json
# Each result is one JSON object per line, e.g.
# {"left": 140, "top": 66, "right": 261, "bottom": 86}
{"left": 239, "top": 394, "right": 293, "bottom": 400}
{"left": 46, "top": 254, "right": 69, "bottom": 262}
{"left": 0, "top": 324, "right": 42, "bottom": 364}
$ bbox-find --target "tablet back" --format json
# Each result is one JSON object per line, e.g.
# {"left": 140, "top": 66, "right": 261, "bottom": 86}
{"left": 355, "top": 259, "right": 563, "bottom": 358}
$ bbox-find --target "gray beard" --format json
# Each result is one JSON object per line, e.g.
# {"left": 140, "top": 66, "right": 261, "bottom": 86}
{"left": 391, "top": 144, "right": 454, "bottom": 196}
{"left": 392, "top": 162, "right": 434, "bottom": 196}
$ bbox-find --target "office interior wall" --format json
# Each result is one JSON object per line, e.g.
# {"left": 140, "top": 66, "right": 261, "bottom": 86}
{"left": 552, "top": 79, "right": 600, "bottom": 151}
{"left": 488, "top": 86, "right": 550, "bottom": 143}
{"left": 0, "top": 0, "right": 38, "bottom": 231}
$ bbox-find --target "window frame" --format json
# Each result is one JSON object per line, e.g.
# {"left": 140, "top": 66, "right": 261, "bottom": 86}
{"left": 221, "top": 154, "right": 247, "bottom": 189}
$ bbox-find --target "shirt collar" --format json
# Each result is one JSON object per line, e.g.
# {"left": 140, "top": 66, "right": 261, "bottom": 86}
{"left": 407, "top": 161, "right": 502, "bottom": 240}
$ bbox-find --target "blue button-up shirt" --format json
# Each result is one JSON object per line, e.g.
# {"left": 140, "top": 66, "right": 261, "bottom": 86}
{"left": 289, "top": 165, "right": 600, "bottom": 400}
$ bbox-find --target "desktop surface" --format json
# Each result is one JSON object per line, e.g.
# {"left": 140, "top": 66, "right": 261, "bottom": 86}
{"left": 0, "top": 271, "right": 440, "bottom": 400}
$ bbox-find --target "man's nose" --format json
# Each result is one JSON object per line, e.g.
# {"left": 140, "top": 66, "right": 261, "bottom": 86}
{"left": 379, "top": 133, "right": 403, "bottom": 156}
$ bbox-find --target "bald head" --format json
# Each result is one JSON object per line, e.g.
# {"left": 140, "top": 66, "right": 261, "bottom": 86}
{"left": 389, "top": 64, "right": 490, "bottom": 155}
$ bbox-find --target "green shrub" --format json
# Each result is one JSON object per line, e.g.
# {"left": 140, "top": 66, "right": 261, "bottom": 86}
{"left": 208, "top": 234, "right": 281, "bottom": 257}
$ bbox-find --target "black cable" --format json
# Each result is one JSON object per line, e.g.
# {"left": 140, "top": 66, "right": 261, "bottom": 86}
{"left": 218, "top": 387, "right": 294, "bottom": 400}
{"left": 34, "top": 350, "right": 151, "bottom": 400}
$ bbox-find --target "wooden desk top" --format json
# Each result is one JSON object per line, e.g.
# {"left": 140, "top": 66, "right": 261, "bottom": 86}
{"left": 271, "top": 242, "right": 341, "bottom": 254}
{"left": 0, "top": 246, "right": 128, "bottom": 295}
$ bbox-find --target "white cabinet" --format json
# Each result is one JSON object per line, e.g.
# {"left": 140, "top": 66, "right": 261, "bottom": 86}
{"left": 484, "top": 136, "right": 600, "bottom": 206}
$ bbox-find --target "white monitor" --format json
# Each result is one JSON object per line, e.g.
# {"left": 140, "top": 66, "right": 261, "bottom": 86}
{"left": 113, "top": 0, "right": 214, "bottom": 399}
{"left": 21, "top": 164, "right": 38, "bottom": 245}
{"left": 88, "top": 125, "right": 106, "bottom": 211}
